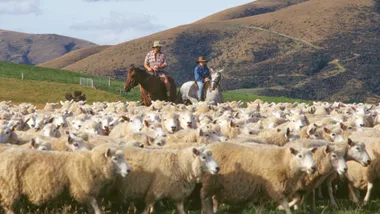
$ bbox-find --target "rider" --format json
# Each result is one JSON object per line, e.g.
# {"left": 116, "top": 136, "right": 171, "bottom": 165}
{"left": 144, "top": 41, "right": 170, "bottom": 97}
{"left": 194, "top": 56, "right": 211, "bottom": 101}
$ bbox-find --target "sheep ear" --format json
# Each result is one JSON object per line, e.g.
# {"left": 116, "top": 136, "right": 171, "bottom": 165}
{"left": 324, "top": 145, "right": 331, "bottom": 154}
{"left": 311, "top": 147, "right": 318, "bottom": 153}
{"left": 60, "top": 101, "right": 64, "bottom": 106}
{"left": 285, "top": 128, "right": 290, "bottom": 138}
{"left": 139, "top": 143, "right": 144, "bottom": 148}
{"left": 304, "top": 115, "right": 310, "bottom": 126}
{"left": 347, "top": 138, "right": 354, "bottom": 147}
{"left": 47, "top": 117, "right": 54, "bottom": 124}
{"left": 198, "top": 129, "right": 204, "bottom": 136}
{"left": 67, "top": 135, "right": 73, "bottom": 144}
{"left": 193, "top": 148, "right": 200, "bottom": 156}
{"left": 340, "top": 122, "right": 347, "bottom": 131}
{"left": 229, "top": 121, "right": 235, "bottom": 128}
{"left": 105, "top": 148, "right": 112, "bottom": 158}
{"left": 323, "top": 127, "right": 331, "bottom": 134}
{"left": 31, "top": 138, "right": 36, "bottom": 149}
{"left": 289, "top": 147, "right": 298, "bottom": 155}
{"left": 121, "top": 116, "right": 130, "bottom": 122}
{"left": 143, "top": 120, "right": 149, "bottom": 127}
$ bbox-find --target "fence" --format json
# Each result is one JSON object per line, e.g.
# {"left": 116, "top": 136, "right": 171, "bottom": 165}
{"left": 80, "top": 78, "right": 94, "bottom": 89}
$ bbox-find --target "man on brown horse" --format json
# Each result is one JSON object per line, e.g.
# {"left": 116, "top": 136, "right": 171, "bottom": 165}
{"left": 144, "top": 41, "right": 171, "bottom": 97}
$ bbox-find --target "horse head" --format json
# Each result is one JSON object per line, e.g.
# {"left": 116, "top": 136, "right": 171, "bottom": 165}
{"left": 124, "top": 64, "right": 139, "bottom": 92}
{"left": 210, "top": 69, "right": 223, "bottom": 91}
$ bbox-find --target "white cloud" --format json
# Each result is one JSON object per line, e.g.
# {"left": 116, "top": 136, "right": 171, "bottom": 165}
{"left": 70, "top": 11, "right": 165, "bottom": 45}
{"left": 0, "top": 0, "right": 42, "bottom": 15}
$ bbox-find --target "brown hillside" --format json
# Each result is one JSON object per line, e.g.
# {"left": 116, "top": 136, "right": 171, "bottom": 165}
{"left": 194, "top": 0, "right": 308, "bottom": 23}
{"left": 42, "top": 0, "right": 380, "bottom": 103}
{"left": 0, "top": 30, "right": 96, "bottom": 65}
{"left": 38, "top": 45, "right": 110, "bottom": 69}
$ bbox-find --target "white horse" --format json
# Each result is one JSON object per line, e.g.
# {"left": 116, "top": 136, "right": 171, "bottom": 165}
{"left": 178, "top": 68, "right": 223, "bottom": 105}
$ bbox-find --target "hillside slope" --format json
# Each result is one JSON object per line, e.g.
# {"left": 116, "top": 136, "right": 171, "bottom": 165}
{"left": 40, "top": 0, "right": 380, "bottom": 103}
{"left": 0, "top": 30, "right": 96, "bottom": 65}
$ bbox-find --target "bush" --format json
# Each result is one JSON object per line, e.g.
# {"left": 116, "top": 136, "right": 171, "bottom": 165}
{"left": 65, "top": 91, "right": 86, "bottom": 102}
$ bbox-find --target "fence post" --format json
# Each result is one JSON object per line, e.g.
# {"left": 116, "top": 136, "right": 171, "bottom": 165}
{"left": 109, "top": 78, "right": 111, "bottom": 87}
{"left": 21, "top": 72, "right": 24, "bottom": 80}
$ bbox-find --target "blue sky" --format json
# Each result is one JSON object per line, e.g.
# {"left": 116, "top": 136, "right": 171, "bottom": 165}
{"left": 0, "top": 0, "right": 253, "bottom": 45}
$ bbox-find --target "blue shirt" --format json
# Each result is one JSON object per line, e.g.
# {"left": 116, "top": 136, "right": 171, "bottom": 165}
{"left": 194, "top": 65, "right": 211, "bottom": 82}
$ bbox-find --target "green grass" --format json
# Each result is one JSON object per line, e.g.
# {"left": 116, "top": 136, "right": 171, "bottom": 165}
{"left": 224, "top": 89, "right": 313, "bottom": 104}
{"left": 0, "top": 61, "right": 315, "bottom": 105}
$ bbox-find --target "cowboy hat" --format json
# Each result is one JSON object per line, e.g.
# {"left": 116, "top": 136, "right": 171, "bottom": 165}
{"left": 152, "top": 41, "right": 164, "bottom": 48}
{"left": 196, "top": 56, "right": 208, "bottom": 63}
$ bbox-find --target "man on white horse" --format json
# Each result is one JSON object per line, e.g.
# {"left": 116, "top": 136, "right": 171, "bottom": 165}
{"left": 194, "top": 56, "right": 211, "bottom": 101}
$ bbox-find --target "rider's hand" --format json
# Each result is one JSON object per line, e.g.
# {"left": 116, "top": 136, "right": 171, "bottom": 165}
{"left": 153, "top": 65, "right": 159, "bottom": 72}
{"left": 205, "top": 78, "right": 211, "bottom": 82}
{"left": 147, "top": 67, "right": 153, "bottom": 72}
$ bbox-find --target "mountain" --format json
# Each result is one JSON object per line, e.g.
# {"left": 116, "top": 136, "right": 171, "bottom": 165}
{"left": 0, "top": 30, "right": 96, "bottom": 65}
{"left": 39, "top": 0, "right": 380, "bottom": 103}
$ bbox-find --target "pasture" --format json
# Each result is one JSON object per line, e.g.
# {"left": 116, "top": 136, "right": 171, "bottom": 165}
{"left": 0, "top": 61, "right": 312, "bottom": 107}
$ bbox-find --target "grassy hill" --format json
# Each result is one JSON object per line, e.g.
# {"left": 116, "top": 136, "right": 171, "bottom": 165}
{"left": 0, "top": 61, "right": 311, "bottom": 105}
{"left": 0, "top": 29, "right": 96, "bottom": 65}
{"left": 40, "top": 0, "right": 380, "bottom": 103}
{"left": 0, "top": 78, "right": 125, "bottom": 108}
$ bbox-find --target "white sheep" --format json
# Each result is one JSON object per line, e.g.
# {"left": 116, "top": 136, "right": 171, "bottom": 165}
{"left": 0, "top": 143, "right": 130, "bottom": 214}
{"left": 111, "top": 146, "right": 219, "bottom": 214}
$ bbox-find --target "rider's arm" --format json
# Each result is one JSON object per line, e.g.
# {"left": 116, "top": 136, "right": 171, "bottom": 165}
{"left": 159, "top": 54, "right": 168, "bottom": 70}
{"left": 205, "top": 68, "right": 211, "bottom": 79}
{"left": 144, "top": 53, "right": 153, "bottom": 72}
{"left": 194, "top": 66, "right": 200, "bottom": 81}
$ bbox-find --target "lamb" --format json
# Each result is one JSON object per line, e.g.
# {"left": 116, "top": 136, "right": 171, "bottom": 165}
{"left": 111, "top": 146, "right": 219, "bottom": 214}
{"left": 243, "top": 128, "right": 291, "bottom": 146}
{"left": 0, "top": 143, "right": 130, "bottom": 214}
{"left": 200, "top": 143, "right": 316, "bottom": 214}
{"left": 50, "top": 134, "right": 91, "bottom": 151}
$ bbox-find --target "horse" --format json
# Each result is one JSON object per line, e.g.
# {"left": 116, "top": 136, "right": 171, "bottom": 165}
{"left": 124, "top": 65, "right": 177, "bottom": 106}
{"left": 177, "top": 68, "right": 223, "bottom": 105}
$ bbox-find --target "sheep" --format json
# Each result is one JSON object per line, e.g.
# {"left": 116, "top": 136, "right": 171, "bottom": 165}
{"left": 110, "top": 146, "right": 219, "bottom": 214}
{"left": 161, "top": 112, "right": 180, "bottom": 134}
{"left": 166, "top": 128, "right": 223, "bottom": 144}
{"left": 201, "top": 143, "right": 317, "bottom": 214}
{"left": 0, "top": 143, "right": 130, "bottom": 214}
{"left": 50, "top": 134, "right": 91, "bottom": 151}
{"left": 344, "top": 140, "right": 380, "bottom": 205}
{"left": 279, "top": 143, "right": 347, "bottom": 211}
{"left": 109, "top": 115, "right": 144, "bottom": 138}
{"left": 0, "top": 125, "right": 18, "bottom": 144}
{"left": 178, "top": 111, "right": 197, "bottom": 129}
{"left": 244, "top": 128, "right": 291, "bottom": 146}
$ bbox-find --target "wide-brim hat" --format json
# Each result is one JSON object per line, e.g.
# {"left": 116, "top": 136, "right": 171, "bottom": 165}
{"left": 196, "top": 56, "right": 208, "bottom": 63}
{"left": 152, "top": 41, "right": 164, "bottom": 48}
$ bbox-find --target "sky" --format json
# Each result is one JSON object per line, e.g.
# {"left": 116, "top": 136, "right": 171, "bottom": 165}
{"left": 0, "top": 0, "right": 253, "bottom": 45}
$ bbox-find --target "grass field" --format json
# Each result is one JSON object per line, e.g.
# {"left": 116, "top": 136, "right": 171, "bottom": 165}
{"left": 0, "top": 61, "right": 313, "bottom": 105}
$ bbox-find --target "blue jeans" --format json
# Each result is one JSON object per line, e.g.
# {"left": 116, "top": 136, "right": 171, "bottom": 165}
{"left": 197, "top": 81, "right": 204, "bottom": 100}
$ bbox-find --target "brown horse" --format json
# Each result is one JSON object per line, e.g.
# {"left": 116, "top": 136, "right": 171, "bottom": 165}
{"left": 124, "top": 65, "right": 177, "bottom": 106}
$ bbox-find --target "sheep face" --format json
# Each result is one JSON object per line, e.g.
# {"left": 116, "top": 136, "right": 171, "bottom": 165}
{"left": 323, "top": 127, "right": 345, "bottom": 142}
{"left": 193, "top": 148, "right": 220, "bottom": 175}
{"left": 105, "top": 149, "right": 130, "bottom": 177}
{"left": 0, "top": 126, "right": 11, "bottom": 143}
{"left": 162, "top": 113, "right": 179, "bottom": 134}
{"left": 179, "top": 112, "right": 196, "bottom": 129}
{"left": 146, "top": 123, "right": 166, "bottom": 138}
{"left": 31, "top": 138, "right": 52, "bottom": 151}
{"left": 153, "top": 137, "right": 166, "bottom": 147}
{"left": 289, "top": 147, "right": 317, "bottom": 175}
{"left": 34, "top": 115, "right": 50, "bottom": 131}
{"left": 346, "top": 139, "right": 371, "bottom": 167}
{"left": 326, "top": 146, "right": 347, "bottom": 175}
{"left": 42, "top": 124, "right": 60, "bottom": 138}
{"left": 243, "top": 110, "right": 261, "bottom": 123}
{"left": 53, "top": 115, "right": 67, "bottom": 128}
{"left": 127, "top": 116, "right": 144, "bottom": 133}
{"left": 289, "top": 114, "right": 309, "bottom": 131}
{"left": 67, "top": 135, "right": 89, "bottom": 151}
{"left": 354, "top": 114, "right": 371, "bottom": 128}
{"left": 144, "top": 112, "right": 161, "bottom": 123}
{"left": 80, "top": 120, "right": 103, "bottom": 135}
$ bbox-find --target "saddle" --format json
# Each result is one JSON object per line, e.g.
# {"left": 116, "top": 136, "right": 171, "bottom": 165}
{"left": 193, "top": 81, "right": 211, "bottom": 101}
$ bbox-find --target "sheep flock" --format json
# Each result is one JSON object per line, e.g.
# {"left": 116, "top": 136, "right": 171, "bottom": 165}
{"left": 0, "top": 99, "right": 379, "bottom": 214}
